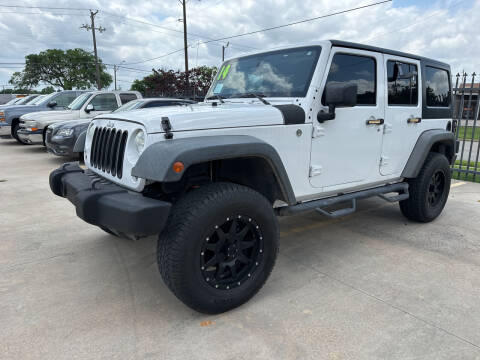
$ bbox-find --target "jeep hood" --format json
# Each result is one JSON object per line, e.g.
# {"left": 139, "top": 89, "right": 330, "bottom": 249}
{"left": 94, "top": 102, "right": 290, "bottom": 133}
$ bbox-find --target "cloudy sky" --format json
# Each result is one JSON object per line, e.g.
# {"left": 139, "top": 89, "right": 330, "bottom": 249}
{"left": 0, "top": 0, "right": 478, "bottom": 91}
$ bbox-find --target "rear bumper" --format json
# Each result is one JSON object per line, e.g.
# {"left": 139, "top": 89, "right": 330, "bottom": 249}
{"left": 17, "top": 129, "right": 43, "bottom": 144}
{"left": 49, "top": 162, "right": 172, "bottom": 238}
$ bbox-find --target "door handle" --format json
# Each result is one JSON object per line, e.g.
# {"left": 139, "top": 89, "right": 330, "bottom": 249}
{"left": 366, "top": 118, "right": 384, "bottom": 125}
{"left": 407, "top": 117, "right": 422, "bottom": 124}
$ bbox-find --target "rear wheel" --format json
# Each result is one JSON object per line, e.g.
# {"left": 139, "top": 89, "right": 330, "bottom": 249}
{"left": 400, "top": 152, "right": 451, "bottom": 222}
{"left": 158, "top": 182, "right": 279, "bottom": 314}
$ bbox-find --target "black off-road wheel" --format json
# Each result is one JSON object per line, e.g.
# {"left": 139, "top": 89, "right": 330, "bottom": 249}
{"left": 400, "top": 152, "right": 451, "bottom": 222}
{"left": 158, "top": 182, "right": 279, "bottom": 314}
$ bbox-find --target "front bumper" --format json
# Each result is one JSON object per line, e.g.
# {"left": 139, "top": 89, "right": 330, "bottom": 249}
{"left": 17, "top": 129, "right": 43, "bottom": 144}
{"left": 45, "top": 132, "right": 77, "bottom": 157}
{"left": 49, "top": 162, "right": 172, "bottom": 238}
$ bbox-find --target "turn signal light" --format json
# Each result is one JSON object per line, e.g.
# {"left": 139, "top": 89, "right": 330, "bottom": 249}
{"left": 172, "top": 162, "right": 185, "bottom": 173}
{"left": 30, "top": 127, "right": 38, "bottom": 131}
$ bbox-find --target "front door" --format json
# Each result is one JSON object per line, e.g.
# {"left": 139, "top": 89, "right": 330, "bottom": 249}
{"left": 85, "top": 93, "right": 119, "bottom": 118}
{"left": 309, "top": 48, "right": 385, "bottom": 190}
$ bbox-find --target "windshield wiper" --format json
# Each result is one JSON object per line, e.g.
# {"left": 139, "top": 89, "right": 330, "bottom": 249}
{"left": 205, "top": 95, "right": 225, "bottom": 103}
{"left": 237, "top": 93, "right": 271, "bottom": 105}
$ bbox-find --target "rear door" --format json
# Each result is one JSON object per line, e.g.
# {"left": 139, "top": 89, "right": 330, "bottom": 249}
{"left": 380, "top": 56, "right": 422, "bottom": 176}
{"left": 309, "top": 48, "right": 385, "bottom": 189}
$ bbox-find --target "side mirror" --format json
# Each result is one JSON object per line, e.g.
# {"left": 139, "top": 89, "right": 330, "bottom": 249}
{"left": 85, "top": 104, "right": 94, "bottom": 113}
{"left": 317, "top": 83, "right": 357, "bottom": 122}
{"left": 47, "top": 101, "right": 57, "bottom": 108}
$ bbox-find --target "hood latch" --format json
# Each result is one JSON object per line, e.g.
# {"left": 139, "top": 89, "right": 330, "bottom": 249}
{"left": 161, "top": 117, "right": 174, "bottom": 139}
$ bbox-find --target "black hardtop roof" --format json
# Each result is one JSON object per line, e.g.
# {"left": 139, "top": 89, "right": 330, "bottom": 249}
{"left": 330, "top": 40, "right": 450, "bottom": 69}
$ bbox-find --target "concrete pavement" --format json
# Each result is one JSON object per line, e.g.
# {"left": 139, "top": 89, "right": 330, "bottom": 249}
{"left": 1, "top": 137, "right": 480, "bottom": 360}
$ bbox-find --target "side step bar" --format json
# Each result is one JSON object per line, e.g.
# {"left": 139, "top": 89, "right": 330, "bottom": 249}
{"left": 276, "top": 183, "right": 409, "bottom": 217}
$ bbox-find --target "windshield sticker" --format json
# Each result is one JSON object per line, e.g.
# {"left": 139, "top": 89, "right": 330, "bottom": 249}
{"left": 213, "top": 83, "right": 224, "bottom": 94}
{"left": 217, "top": 64, "right": 231, "bottom": 81}
{"left": 217, "top": 65, "right": 225, "bottom": 80}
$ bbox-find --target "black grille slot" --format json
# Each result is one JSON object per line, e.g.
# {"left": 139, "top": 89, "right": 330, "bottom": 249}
{"left": 89, "top": 126, "right": 128, "bottom": 178}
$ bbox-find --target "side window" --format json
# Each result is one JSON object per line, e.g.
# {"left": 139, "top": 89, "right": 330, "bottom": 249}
{"left": 120, "top": 93, "right": 138, "bottom": 105}
{"left": 387, "top": 61, "right": 418, "bottom": 106}
{"left": 54, "top": 93, "right": 78, "bottom": 108}
{"left": 90, "top": 94, "right": 118, "bottom": 111}
{"left": 425, "top": 67, "right": 450, "bottom": 107}
{"left": 323, "top": 53, "right": 376, "bottom": 105}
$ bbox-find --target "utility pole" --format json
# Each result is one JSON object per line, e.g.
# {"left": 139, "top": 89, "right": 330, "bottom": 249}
{"left": 180, "top": 0, "right": 189, "bottom": 94}
{"left": 81, "top": 10, "right": 105, "bottom": 90}
{"left": 222, "top": 42, "right": 230, "bottom": 62}
{"left": 113, "top": 64, "right": 117, "bottom": 91}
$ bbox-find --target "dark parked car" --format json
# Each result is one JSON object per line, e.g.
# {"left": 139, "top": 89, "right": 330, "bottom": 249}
{"left": 45, "top": 98, "right": 196, "bottom": 158}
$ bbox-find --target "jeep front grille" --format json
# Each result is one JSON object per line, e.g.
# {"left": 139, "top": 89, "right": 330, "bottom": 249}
{"left": 90, "top": 127, "right": 128, "bottom": 178}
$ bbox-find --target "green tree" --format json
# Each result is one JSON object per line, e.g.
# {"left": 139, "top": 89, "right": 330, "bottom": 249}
{"left": 130, "top": 66, "right": 217, "bottom": 98}
{"left": 9, "top": 48, "right": 112, "bottom": 90}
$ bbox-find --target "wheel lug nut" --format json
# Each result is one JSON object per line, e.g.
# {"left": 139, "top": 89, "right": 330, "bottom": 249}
{"left": 201, "top": 266, "right": 205, "bottom": 270}
{"left": 237, "top": 282, "right": 240, "bottom": 285}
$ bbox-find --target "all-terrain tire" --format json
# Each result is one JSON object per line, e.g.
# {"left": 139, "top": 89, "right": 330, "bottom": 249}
{"left": 400, "top": 152, "right": 451, "bottom": 222}
{"left": 158, "top": 182, "right": 279, "bottom": 314}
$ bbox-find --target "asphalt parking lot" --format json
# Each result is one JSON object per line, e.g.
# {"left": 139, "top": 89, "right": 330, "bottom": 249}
{"left": 1, "top": 136, "right": 480, "bottom": 360}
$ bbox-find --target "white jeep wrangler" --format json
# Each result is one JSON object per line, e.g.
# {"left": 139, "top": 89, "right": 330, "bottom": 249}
{"left": 50, "top": 40, "right": 457, "bottom": 314}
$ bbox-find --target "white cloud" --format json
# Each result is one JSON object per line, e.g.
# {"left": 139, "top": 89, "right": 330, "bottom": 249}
{"left": 0, "top": 0, "right": 479, "bottom": 90}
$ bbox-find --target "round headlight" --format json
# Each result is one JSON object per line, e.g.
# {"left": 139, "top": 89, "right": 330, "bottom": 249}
{"left": 134, "top": 130, "right": 145, "bottom": 154}
{"left": 88, "top": 124, "right": 95, "bottom": 138}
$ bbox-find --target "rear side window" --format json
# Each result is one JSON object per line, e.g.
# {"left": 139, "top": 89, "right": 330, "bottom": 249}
{"left": 387, "top": 61, "right": 418, "bottom": 106}
{"left": 120, "top": 93, "right": 138, "bottom": 105}
{"left": 323, "top": 53, "right": 376, "bottom": 106}
{"left": 425, "top": 67, "right": 450, "bottom": 107}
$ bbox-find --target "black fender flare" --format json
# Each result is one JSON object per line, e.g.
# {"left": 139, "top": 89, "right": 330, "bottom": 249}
{"left": 131, "top": 135, "right": 297, "bottom": 205}
{"left": 401, "top": 129, "right": 456, "bottom": 178}
{"left": 73, "top": 130, "right": 86, "bottom": 153}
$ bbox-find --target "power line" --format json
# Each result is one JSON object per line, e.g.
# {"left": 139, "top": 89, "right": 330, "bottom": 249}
{"left": 122, "top": 48, "right": 187, "bottom": 65}
{"left": 365, "top": 0, "right": 464, "bottom": 42}
{"left": 99, "top": 9, "right": 257, "bottom": 50}
{"left": 199, "top": 0, "right": 393, "bottom": 45}
{"left": 0, "top": 11, "right": 87, "bottom": 15}
{"left": 0, "top": 4, "right": 88, "bottom": 11}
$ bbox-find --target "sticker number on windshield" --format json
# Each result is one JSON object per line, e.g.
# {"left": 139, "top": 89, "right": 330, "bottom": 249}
{"left": 217, "top": 64, "right": 231, "bottom": 80}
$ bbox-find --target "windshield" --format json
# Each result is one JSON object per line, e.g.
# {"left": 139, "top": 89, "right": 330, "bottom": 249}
{"left": 36, "top": 92, "right": 57, "bottom": 106}
{"left": 28, "top": 95, "right": 46, "bottom": 105}
{"left": 15, "top": 95, "right": 36, "bottom": 105}
{"left": 113, "top": 99, "right": 143, "bottom": 113}
{"left": 67, "top": 93, "right": 92, "bottom": 110}
{"left": 5, "top": 98, "right": 21, "bottom": 105}
{"left": 206, "top": 46, "right": 321, "bottom": 99}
